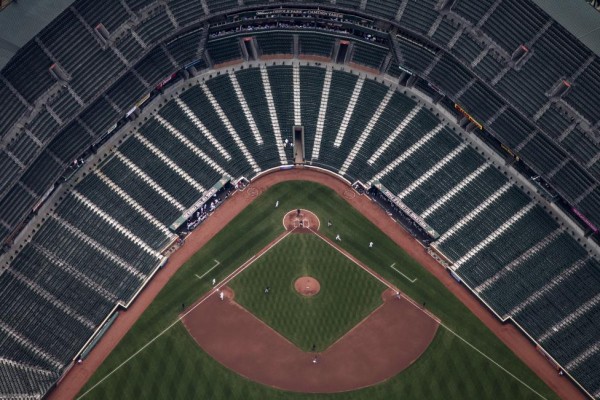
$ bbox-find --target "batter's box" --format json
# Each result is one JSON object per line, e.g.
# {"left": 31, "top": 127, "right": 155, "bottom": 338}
{"left": 283, "top": 209, "right": 320, "bottom": 231}
{"left": 294, "top": 219, "right": 310, "bottom": 228}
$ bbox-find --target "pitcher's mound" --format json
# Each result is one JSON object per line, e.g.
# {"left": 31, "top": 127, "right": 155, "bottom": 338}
{"left": 294, "top": 276, "right": 320, "bottom": 297}
{"left": 283, "top": 209, "right": 320, "bottom": 231}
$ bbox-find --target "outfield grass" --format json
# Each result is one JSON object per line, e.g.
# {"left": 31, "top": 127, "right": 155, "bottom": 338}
{"left": 230, "top": 234, "right": 386, "bottom": 351}
{"left": 79, "top": 181, "right": 560, "bottom": 400}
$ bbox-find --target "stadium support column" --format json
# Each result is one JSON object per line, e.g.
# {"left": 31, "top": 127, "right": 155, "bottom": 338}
{"left": 406, "top": 74, "right": 418, "bottom": 88}
{"left": 196, "top": 24, "right": 210, "bottom": 60}
{"left": 204, "top": 51, "right": 214, "bottom": 69}
{"left": 398, "top": 71, "right": 410, "bottom": 86}
{"left": 390, "top": 33, "right": 405, "bottom": 66}
{"left": 395, "top": 0, "right": 409, "bottom": 21}
{"left": 381, "top": 53, "right": 393, "bottom": 74}
{"left": 436, "top": 0, "right": 456, "bottom": 12}
{"left": 49, "top": 63, "right": 68, "bottom": 83}
{"left": 200, "top": 0, "right": 210, "bottom": 15}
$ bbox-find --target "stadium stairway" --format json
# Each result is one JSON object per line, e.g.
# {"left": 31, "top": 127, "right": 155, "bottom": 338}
{"left": 1, "top": 61, "right": 599, "bottom": 399}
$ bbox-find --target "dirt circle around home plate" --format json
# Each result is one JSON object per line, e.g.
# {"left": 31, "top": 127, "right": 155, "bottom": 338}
{"left": 294, "top": 276, "right": 321, "bottom": 297}
{"left": 50, "top": 169, "right": 584, "bottom": 400}
{"left": 283, "top": 209, "right": 320, "bottom": 232}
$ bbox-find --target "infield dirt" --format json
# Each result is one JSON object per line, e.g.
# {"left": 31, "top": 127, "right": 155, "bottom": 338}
{"left": 51, "top": 169, "right": 584, "bottom": 400}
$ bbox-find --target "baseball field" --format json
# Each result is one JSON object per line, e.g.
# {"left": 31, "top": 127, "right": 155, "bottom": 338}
{"left": 75, "top": 179, "right": 561, "bottom": 400}
{"left": 227, "top": 232, "right": 388, "bottom": 352}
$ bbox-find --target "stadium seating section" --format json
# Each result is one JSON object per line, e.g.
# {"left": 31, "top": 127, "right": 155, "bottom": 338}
{"left": 0, "top": 1, "right": 599, "bottom": 398}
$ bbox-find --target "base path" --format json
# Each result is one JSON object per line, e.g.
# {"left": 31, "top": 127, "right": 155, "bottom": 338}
{"left": 51, "top": 169, "right": 584, "bottom": 400}
{"left": 183, "top": 288, "right": 438, "bottom": 393}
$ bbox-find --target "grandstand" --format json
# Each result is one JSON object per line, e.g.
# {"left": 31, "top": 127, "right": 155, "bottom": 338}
{"left": 0, "top": 0, "right": 599, "bottom": 399}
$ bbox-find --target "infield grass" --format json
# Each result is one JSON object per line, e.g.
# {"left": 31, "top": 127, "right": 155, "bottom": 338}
{"left": 230, "top": 234, "right": 386, "bottom": 351}
{"left": 79, "top": 181, "right": 560, "bottom": 400}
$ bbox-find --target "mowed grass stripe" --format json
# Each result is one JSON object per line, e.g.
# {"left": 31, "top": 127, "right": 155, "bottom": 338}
{"left": 230, "top": 234, "right": 386, "bottom": 351}
{"left": 80, "top": 181, "right": 560, "bottom": 400}
{"left": 83, "top": 324, "right": 548, "bottom": 400}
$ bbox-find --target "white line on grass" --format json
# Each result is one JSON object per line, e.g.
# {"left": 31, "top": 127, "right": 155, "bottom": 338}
{"left": 389, "top": 262, "right": 417, "bottom": 283}
{"left": 312, "top": 231, "right": 547, "bottom": 400}
{"left": 194, "top": 259, "right": 221, "bottom": 280}
{"left": 282, "top": 209, "right": 321, "bottom": 231}
{"left": 78, "top": 230, "right": 294, "bottom": 399}
{"left": 440, "top": 323, "right": 548, "bottom": 400}
{"left": 312, "top": 232, "right": 397, "bottom": 291}
{"left": 312, "top": 232, "right": 435, "bottom": 322}
{"left": 82, "top": 228, "right": 548, "bottom": 400}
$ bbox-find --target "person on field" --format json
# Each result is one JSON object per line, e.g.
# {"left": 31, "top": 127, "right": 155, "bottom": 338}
{"left": 369, "top": 242, "right": 373, "bottom": 248}
{"left": 212, "top": 278, "right": 216, "bottom": 286}
{"left": 335, "top": 234, "right": 341, "bottom": 241}
{"left": 275, "top": 200, "right": 279, "bottom": 208}
{"left": 219, "top": 291, "right": 225, "bottom": 301}
{"left": 327, "top": 219, "right": 332, "bottom": 227}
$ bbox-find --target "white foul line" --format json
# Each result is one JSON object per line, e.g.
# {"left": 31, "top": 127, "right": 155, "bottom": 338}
{"left": 390, "top": 263, "right": 417, "bottom": 283}
{"left": 312, "top": 232, "right": 395, "bottom": 291}
{"left": 194, "top": 259, "right": 221, "bottom": 280}
{"left": 282, "top": 209, "right": 321, "bottom": 231}
{"left": 78, "top": 230, "right": 294, "bottom": 399}
{"left": 312, "top": 232, "right": 546, "bottom": 399}
{"left": 439, "top": 323, "right": 548, "bottom": 400}
{"left": 81, "top": 227, "right": 548, "bottom": 400}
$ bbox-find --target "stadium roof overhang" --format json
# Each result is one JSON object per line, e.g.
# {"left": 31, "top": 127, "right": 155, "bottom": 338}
{"left": 2, "top": 0, "right": 600, "bottom": 70}
{"left": 0, "top": 0, "right": 75, "bottom": 69}
{"left": 532, "top": 0, "right": 600, "bottom": 56}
